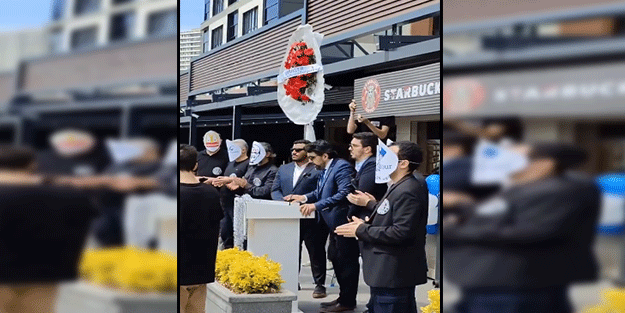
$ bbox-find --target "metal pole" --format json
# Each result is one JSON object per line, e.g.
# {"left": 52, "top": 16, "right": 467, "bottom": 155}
{"left": 232, "top": 106, "right": 241, "bottom": 139}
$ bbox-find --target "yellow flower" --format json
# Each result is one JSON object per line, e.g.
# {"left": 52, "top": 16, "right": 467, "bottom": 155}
{"left": 420, "top": 289, "right": 440, "bottom": 313}
{"left": 215, "top": 248, "right": 285, "bottom": 294}
{"left": 581, "top": 288, "right": 625, "bottom": 313}
{"left": 78, "top": 246, "right": 177, "bottom": 293}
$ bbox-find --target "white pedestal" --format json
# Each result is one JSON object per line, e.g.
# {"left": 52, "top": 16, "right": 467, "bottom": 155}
{"left": 246, "top": 199, "right": 313, "bottom": 313}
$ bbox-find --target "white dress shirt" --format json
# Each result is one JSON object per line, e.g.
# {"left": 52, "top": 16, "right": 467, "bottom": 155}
{"left": 293, "top": 162, "right": 307, "bottom": 188}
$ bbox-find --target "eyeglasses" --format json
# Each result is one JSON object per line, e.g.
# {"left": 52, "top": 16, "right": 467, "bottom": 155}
{"left": 290, "top": 148, "right": 305, "bottom": 153}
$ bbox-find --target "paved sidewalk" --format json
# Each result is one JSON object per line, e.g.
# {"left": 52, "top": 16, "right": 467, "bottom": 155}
{"left": 297, "top": 249, "right": 438, "bottom": 313}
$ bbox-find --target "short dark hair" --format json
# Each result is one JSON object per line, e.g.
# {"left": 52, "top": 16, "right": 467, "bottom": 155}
{"left": 390, "top": 141, "right": 422, "bottom": 172}
{"left": 305, "top": 140, "right": 338, "bottom": 159}
{"left": 0, "top": 145, "right": 36, "bottom": 170}
{"left": 179, "top": 144, "right": 198, "bottom": 172}
{"left": 293, "top": 139, "right": 311, "bottom": 146}
{"left": 530, "top": 143, "right": 587, "bottom": 175}
{"left": 352, "top": 132, "right": 377, "bottom": 153}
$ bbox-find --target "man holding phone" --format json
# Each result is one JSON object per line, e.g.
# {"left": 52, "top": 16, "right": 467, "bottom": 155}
{"left": 348, "top": 132, "right": 387, "bottom": 219}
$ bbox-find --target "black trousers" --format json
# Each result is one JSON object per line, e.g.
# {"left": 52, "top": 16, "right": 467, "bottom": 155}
{"left": 299, "top": 218, "right": 329, "bottom": 286}
{"left": 220, "top": 205, "right": 234, "bottom": 249}
{"left": 328, "top": 230, "right": 360, "bottom": 307}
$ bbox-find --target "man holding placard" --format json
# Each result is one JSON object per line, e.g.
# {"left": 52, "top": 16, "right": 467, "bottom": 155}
{"left": 211, "top": 139, "right": 250, "bottom": 249}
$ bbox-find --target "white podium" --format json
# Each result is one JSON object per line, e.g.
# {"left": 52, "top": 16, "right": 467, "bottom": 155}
{"left": 244, "top": 199, "right": 313, "bottom": 313}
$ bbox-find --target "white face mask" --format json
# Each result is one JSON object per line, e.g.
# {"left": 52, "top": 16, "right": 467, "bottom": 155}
{"left": 226, "top": 139, "right": 242, "bottom": 162}
{"left": 50, "top": 129, "right": 96, "bottom": 157}
{"left": 203, "top": 131, "right": 221, "bottom": 153}
{"left": 249, "top": 141, "right": 266, "bottom": 166}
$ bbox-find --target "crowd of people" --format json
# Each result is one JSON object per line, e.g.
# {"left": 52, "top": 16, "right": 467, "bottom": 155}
{"left": 0, "top": 129, "right": 176, "bottom": 313}
{"left": 179, "top": 100, "right": 433, "bottom": 313}
{"left": 442, "top": 119, "right": 601, "bottom": 313}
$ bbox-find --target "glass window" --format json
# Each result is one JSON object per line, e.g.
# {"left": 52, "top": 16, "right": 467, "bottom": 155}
{"left": 109, "top": 11, "right": 135, "bottom": 42}
{"left": 148, "top": 10, "right": 176, "bottom": 36}
{"left": 228, "top": 0, "right": 237, "bottom": 4}
{"left": 212, "top": 0, "right": 224, "bottom": 16}
{"left": 203, "top": 29, "right": 210, "bottom": 53}
{"left": 204, "top": 0, "right": 210, "bottom": 20}
{"left": 74, "top": 0, "right": 99, "bottom": 16}
{"left": 242, "top": 7, "right": 257, "bottom": 35}
{"left": 211, "top": 26, "right": 223, "bottom": 49}
{"left": 263, "top": 0, "right": 278, "bottom": 25}
{"left": 227, "top": 11, "right": 238, "bottom": 42}
{"left": 71, "top": 27, "right": 97, "bottom": 50}
{"left": 51, "top": 0, "right": 64, "bottom": 21}
{"left": 49, "top": 29, "right": 63, "bottom": 53}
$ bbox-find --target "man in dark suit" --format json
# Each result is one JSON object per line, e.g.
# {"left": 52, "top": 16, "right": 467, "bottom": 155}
{"left": 286, "top": 140, "right": 358, "bottom": 312}
{"left": 348, "top": 132, "right": 387, "bottom": 219}
{"left": 338, "top": 141, "right": 428, "bottom": 313}
{"left": 271, "top": 139, "right": 327, "bottom": 298}
{"left": 443, "top": 144, "right": 600, "bottom": 313}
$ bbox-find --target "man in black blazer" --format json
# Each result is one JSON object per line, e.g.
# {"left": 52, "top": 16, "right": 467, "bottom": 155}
{"left": 286, "top": 140, "right": 359, "bottom": 312}
{"left": 338, "top": 141, "right": 428, "bottom": 313}
{"left": 271, "top": 139, "right": 327, "bottom": 298}
{"left": 348, "top": 132, "right": 387, "bottom": 219}
{"left": 443, "top": 144, "right": 600, "bottom": 313}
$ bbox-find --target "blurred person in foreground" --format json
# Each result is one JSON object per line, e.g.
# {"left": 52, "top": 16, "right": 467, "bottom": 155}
{"left": 285, "top": 140, "right": 358, "bottom": 312}
{"left": 211, "top": 139, "right": 250, "bottom": 249}
{"left": 179, "top": 144, "right": 223, "bottom": 313}
{"left": 338, "top": 141, "right": 428, "bottom": 313}
{"left": 0, "top": 145, "right": 98, "bottom": 313}
{"left": 37, "top": 128, "right": 111, "bottom": 176}
{"left": 271, "top": 139, "right": 326, "bottom": 298}
{"left": 443, "top": 143, "right": 601, "bottom": 313}
{"left": 196, "top": 130, "right": 229, "bottom": 183}
{"left": 93, "top": 138, "right": 163, "bottom": 247}
{"left": 227, "top": 141, "right": 278, "bottom": 200}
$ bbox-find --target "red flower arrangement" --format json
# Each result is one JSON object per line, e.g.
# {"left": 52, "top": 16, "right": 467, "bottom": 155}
{"left": 284, "top": 41, "right": 317, "bottom": 104}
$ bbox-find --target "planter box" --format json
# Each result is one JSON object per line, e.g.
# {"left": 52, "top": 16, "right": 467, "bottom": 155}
{"left": 56, "top": 282, "right": 177, "bottom": 313}
{"left": 206, "top": 282, "right": 297, "bottom": 313}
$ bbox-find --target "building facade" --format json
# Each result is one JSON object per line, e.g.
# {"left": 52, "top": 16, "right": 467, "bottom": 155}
{"left": 180, "top": 28, "right": 202, "bottom": 71}
{"left": 48, "top": 0, "right": 176, "bottom": 53}
{"left": 199, "top": 0, "right": 304, "bottom": 54}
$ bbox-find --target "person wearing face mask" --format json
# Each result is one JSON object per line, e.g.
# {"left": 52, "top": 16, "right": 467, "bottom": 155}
{"left": 271, "top": 139, "right": 326, "bottom": 298}
{"left": 211, "top": 139, "right": 250, "bottom": 249}
{"left": 196, "top": 131, "right": 229, "bottom": 184}
{"left": 228, "top": 141, "right": 278, "bottom": 200}
{"left": 443, "top": 144, "right": 600, "bottom": 313}
{"left": 337, "top": 141, "right": 428, "bottom": 313}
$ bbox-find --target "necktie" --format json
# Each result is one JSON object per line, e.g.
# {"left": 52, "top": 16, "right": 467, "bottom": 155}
{"left": 318, "top": 169, "right": 327, "bottom": 190}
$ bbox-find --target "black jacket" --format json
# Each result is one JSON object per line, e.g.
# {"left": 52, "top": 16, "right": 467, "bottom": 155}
{"left": 443, "top": 175, "right": 600, "bottom": 289}
{"left": 237, "top": 162, "right": 278, "bottom": 200}
{"left": 348, "top": 156, "right": 387, "bottom": 219}
{"left": 355, "top": 174, "right": 429, "bottom": 288}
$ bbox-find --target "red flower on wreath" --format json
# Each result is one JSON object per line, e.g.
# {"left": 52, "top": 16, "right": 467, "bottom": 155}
{"left": 283, "top": 40, "right": 317, "bottom": 104}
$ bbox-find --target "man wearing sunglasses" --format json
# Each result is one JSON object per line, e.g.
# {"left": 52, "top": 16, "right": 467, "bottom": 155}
{"left": 271, "top": 140, "right": 327, "bottom": 298}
